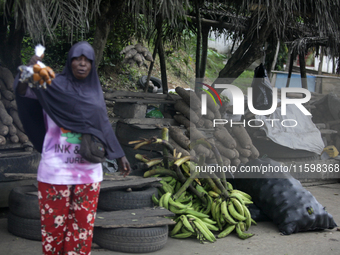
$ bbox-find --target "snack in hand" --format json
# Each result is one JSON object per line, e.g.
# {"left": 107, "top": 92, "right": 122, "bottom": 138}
{"left": 18, "top": 44, "right": 55, "bottom": 89}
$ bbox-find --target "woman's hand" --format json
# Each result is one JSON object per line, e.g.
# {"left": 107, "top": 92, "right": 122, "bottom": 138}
{"left": 117, "top": 156, "right": 131, "bottom": 177}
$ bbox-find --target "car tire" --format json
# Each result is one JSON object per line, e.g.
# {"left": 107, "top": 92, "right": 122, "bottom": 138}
{"left": 8, "top": 185, "right": 40, "bottom": 219}
{"left": 138, "top": 76, "right": 163, "bottom": 93}
{"left": 98, "top": 186, "right": 158, "bottom": 211}
{"left": 7, "top": 212, "right": 41, "bottom": 241}
{"left": 93, "top": 225, "right": 168, "bottom": 253}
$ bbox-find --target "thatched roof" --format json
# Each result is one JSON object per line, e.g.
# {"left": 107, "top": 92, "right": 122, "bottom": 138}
{"left": 191, "top": 0, "right": 340, "bottom": 57}
{"left": 3, "top": 0, "right": 340, "bottom": 56}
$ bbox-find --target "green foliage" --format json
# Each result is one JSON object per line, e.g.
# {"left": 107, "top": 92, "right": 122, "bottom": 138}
{"left": 21, "top": 36, "right": 35, "bottom": 65}
{"left": 205, "top": 49, "right": 227, "bottom": 79}
{"left": 231, "top": 70, "right": 253, "bottom": 93}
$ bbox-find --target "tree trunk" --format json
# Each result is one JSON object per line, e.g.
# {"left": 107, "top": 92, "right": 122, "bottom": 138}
{"left": 315, "top": 47, "right": 324, "bottom": 93}
{"left": 92, "top": 0, "right": 124, "bottom": 69}
{"left": 200, "top": 25, "right": 210, "bottom": 78}
{"left": 158, "top": 38, "right": 168, "bottom": 94}
{"left": 318, "top": 47, "right": 324, "bottom": 75}
{"left": 195, "top": 2, "right": 202, "bottom": 93}
{"left": 285, "top": 50, "right": 295, "bottom": 88}
{"left": 299, "top": 53, "right": 308, "bottom": 89}
{"left": 214, "top": 20, "right": 273, "bottom": 90}
{"left": 144, "top": 19, "right": 162, "bottom": 93}
{"left": 0, "top": 14, "right": 25, "bottom": 75}
{"left": 268, "top": 39, "right": 280, "bottom": 79}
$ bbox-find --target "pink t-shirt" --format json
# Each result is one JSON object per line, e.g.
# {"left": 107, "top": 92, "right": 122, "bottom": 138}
{"left": 37, "top": 111, "right": 103, "bottom": 185}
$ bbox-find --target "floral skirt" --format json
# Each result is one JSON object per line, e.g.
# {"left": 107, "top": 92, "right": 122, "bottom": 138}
{"left": 38, "top": 182, "right": 101, "bottom": 255}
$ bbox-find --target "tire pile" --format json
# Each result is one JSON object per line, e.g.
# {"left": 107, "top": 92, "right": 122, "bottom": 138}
{"left": 0, "top": 66, "right": 32, "bottom": 149}
{"left": 7, "top": 185, "right": 41, "bottom": 241}
{"left": 94, "top": 186, "right": 169, "bottom": 253}
{"left": 7, "top": 183, "right": 169, "bottom": 253}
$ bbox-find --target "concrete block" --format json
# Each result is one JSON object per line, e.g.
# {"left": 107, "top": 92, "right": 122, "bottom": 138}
{"left": 113, "top": 103, "right": 147, "bottom": 118}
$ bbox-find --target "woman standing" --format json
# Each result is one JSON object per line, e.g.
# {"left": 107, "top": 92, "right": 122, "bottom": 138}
{"left": 14, "top": 41, "right": 131, "bottom": 255}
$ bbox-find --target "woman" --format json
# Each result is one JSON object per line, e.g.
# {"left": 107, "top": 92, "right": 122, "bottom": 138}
{"left": 14, "top": 41, "right": 131, "bottom": 255}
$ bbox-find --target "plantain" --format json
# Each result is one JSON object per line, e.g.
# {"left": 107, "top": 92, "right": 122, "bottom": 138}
{"left": 163, "top": 192, "right": 171, "bottom": 210}
{"left": 196, "top": 184, "right": 208, "bottom": 195}
{"left": 192, "top": 220, "right": 216, "bottom": 243}
{"left": 239, "top": 221, "right": 246, "bottom": 232}
{"left": 202, "top": 194, "right": 212, "bottom": 215}
{"left": 176, "top": 194, "right": 192, "bottom": 203}
{"left": 232, "top": 189, "right": 252, "bottom": 201}
{"left": 172, "top": 232, "right": 193, "bottom": 238}
{"left": 226, "top": 182, "right": 234, "bottom": 191}
{"left": 159, "top": 193, "right": 165, "bottom": 207}
{"left": 215, "top": 198, "right": 222, "bottom": 230}
{"left": 168, "top": 178, "right": 177, "bottom": 187}
{"left": 235, "top": 222, "right": 254, "bottom": 239}
{"left": 169, "top": 197, "right": 188, "bottom": 209}
{"left": 231, "top": 198, "right": 244, "bottom": 216}
{"left": 152, "top": 193, "right": 159, "bottom": 206}
{"left": 217, "top": 224, "right": 236, "bottom": 238}
{"left": 221, "top": 200, "right": 237, "bottom": 225}
{"left": 208, "top": 191, "right": 220, "bottom": 198}
{"left": 185, "top": 208, "right": 210, "bottom": 219}
{"left": 201, "top": 217, "right": 217, "bottom": 225}
{"left": 169, "top": 205, "right": 186, "bottom": 214}
{"left": 160, "top": 181, "right": 174, "bottom": 194}
{"left": 243, "top": 204, "right": 252, "bottom": 230}
{"left": 162, "top": 176, "right": 174, "bottom": 182}
{"left": 228, "top": 202, "right": 247, "bottom": 221}
{"left": 174, "top": 181, "right": 182, "bottom": 193}
{"left": 211, "top": 199, "right": 217, "bottom": 220}
{"left": 170, "top": 220, "right": 183, "bottom": 236}
{"left": 180, "top": 225, "right": 191, "bottom": 233}
{"left": 230, "top": 192, "right": 246, "bottom": 206}
{"left": 180, "top": 215, "right": 195, "bottom": 233}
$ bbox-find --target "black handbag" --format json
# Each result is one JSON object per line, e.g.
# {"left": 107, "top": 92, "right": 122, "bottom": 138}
{"left": 79, "top": 134, "right": 106, "bottom": 163}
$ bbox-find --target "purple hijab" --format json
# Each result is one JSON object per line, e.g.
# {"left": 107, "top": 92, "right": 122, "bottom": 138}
{"left": 15, "top": 41, "right": 125, "bottom": 160}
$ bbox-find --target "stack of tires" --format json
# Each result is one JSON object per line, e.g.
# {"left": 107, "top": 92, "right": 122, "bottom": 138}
{"left": 7, "top": 184, "right": 41, "bottom": 241}
{"left": 93, "top": 186, "right": 169, "bottom": 253}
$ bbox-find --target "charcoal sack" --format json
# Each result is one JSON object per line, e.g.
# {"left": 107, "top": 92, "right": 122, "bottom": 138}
{"left": 247, "top": 204, "right": 271, "bottom": 222}
{"left": 233, "top": 158, "right": 337, "bottom": 235}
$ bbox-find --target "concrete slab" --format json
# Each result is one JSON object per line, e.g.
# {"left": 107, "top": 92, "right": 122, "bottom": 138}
{"left": 0, "top": 183, "right": 339, "bottom": 255}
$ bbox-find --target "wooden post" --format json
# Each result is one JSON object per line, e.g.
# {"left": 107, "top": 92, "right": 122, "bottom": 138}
{"left": 299, "top": 52, "right": 308, "bottom": 89}
{"left": 269, "top": 39, "right": 280, "bottom": 80}
{"left": 200, "top": 25, "right": 210, "bottom": 78}
{"left": 195, "top": 1, "right": 202, "bottom": 94}
{"left": 144, "top": 17, "right": 162, "bottom": 93}
{"left": 285, "top": 51, "right": 295, "bottom": 87}
{"left": 315, "top": 47, "right": 324, "bottom": 93}
{"left": 158, "top": 38, "right": 168, "bottom": 94}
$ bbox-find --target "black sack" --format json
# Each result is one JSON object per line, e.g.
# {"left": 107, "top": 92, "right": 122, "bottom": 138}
{"left": 79, "top": 134, "right": 106, "bottom": 163}
{"left": 233, "top": 158, "right": 337, "bottom": 235}
{"left": 251, "top": 63, "right": 273, "bottom": 110}
{"left": 247, "top": 204, "right": 271, "bottom": 222}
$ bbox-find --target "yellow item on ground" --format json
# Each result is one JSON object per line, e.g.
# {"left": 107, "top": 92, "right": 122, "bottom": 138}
{"left": 323, "top": 145, "right": 339, "bottom": 158}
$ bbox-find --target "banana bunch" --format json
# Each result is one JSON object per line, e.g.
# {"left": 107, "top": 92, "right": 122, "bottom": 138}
{"left": 209, "top": 184, "right": 255, "bottom": 239}
{"left": 152, "top": 175, "right": 256, "bottom": 241}
{"left": 132, "top": 128, "right": 256, "bottom": 243}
